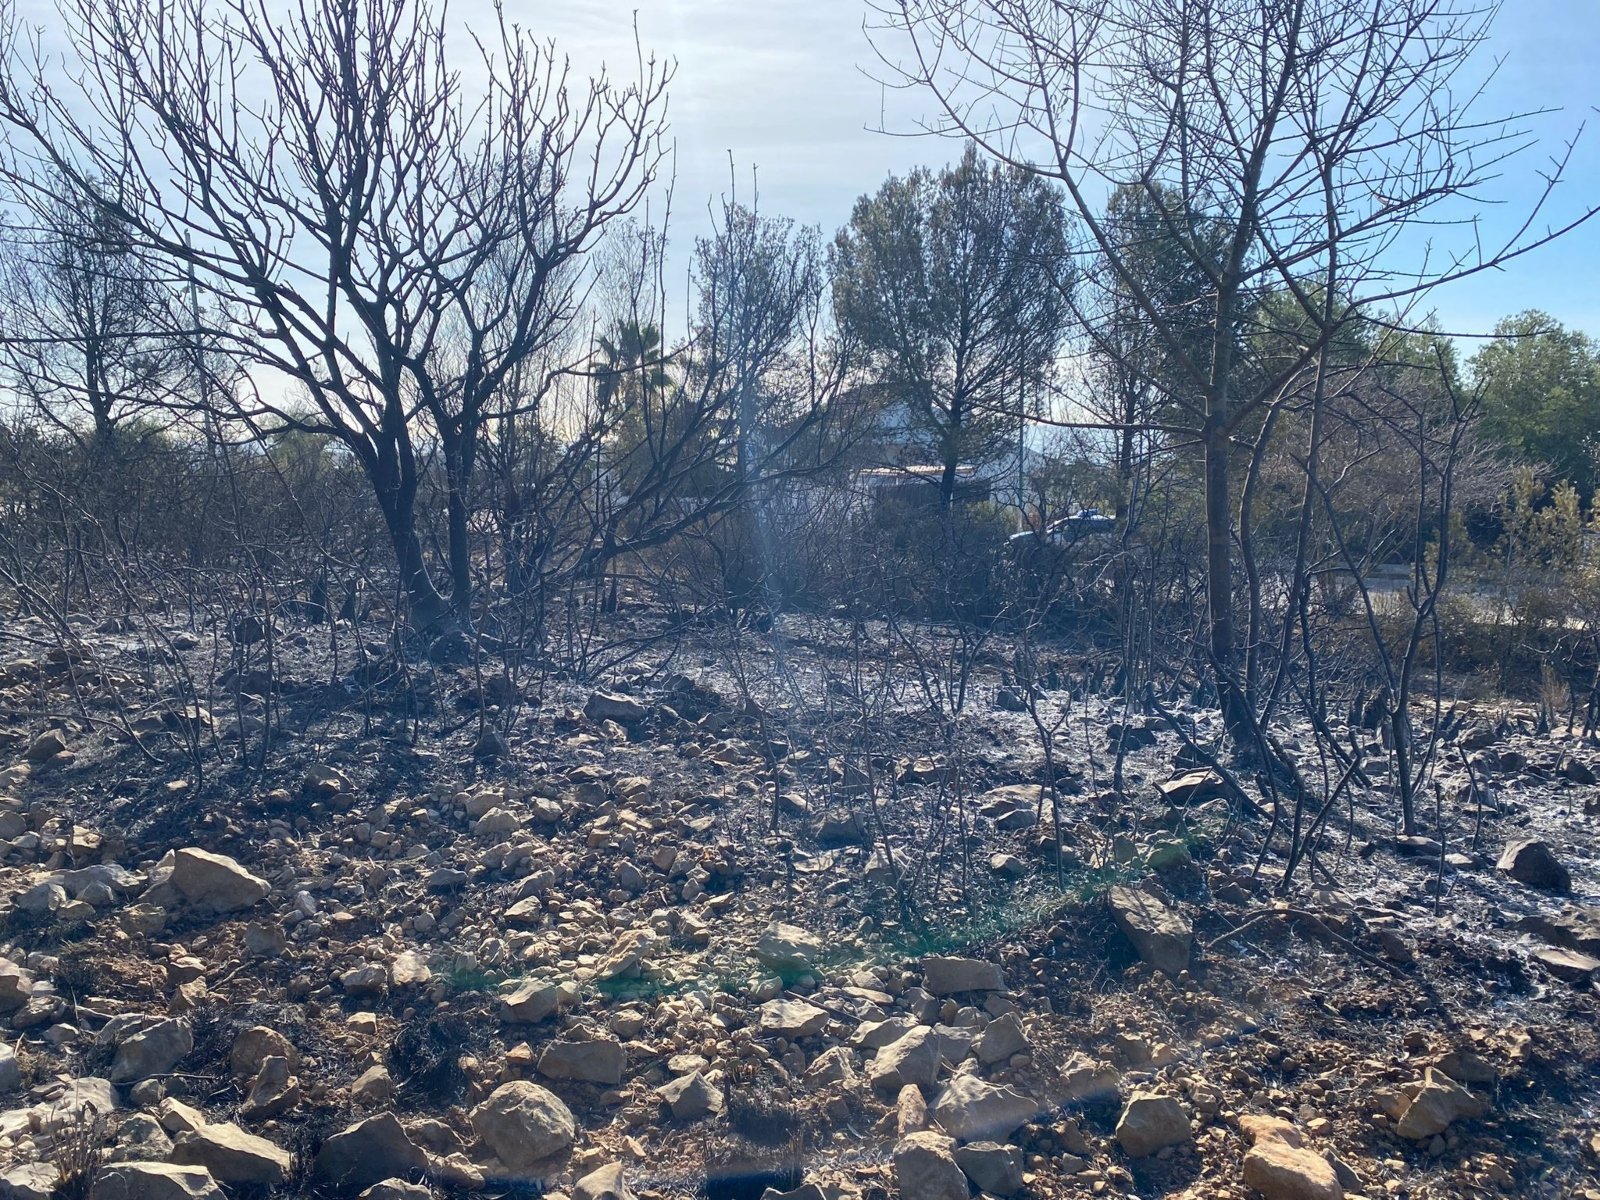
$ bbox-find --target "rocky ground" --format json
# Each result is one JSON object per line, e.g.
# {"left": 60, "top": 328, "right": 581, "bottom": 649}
{"left": 0, "top": 606, "right": 1596, "bottom": 1200}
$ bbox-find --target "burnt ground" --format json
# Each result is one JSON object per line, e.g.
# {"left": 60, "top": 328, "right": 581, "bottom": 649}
{"left": 0, "top": 598, "right": 1597, "bottom": 1200}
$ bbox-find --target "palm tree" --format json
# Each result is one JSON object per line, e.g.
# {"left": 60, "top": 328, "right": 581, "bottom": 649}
{"left": 595, "top": 320, "right": 669, "bottom": 413}
{"left": 595, "top": 319, "right": 708, "bottom": 497}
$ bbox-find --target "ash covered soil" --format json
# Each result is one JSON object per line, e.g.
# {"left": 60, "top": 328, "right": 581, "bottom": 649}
{"left": 0, "top": 605, "right": 1597, "bottom": 1200}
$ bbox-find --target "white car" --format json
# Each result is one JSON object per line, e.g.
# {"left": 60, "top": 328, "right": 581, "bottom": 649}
{"left": 1008, "top": 508, "right": 1118, "bottom": 549}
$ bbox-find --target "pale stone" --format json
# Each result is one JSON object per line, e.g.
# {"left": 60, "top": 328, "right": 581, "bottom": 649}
{"left": 758, "top": 999, "right": 828, "bottom": 1039}
{"left": 110, "top": 1019, "right": 192, "bottom": 1084}
{"left": 931, "top": 1072, "right": 1037, "bottom": 1141}
{"left": 537, "top": 1036, "right": 625, "bottom": 1085}
{"left": 470, "top": 1081, "right": 575, "bottom": 1170}
{"left": 921, "top": 956, "right": 1005, "bottom": 995}
{"left": 868, "top": 1027, "right": 940, "bottom": 1093}
{"left": 88, "top": 1164, "right": 222, "bottom": 1200}
{"left": 1393, "top": 1069, "right": 1486, "bottom": 1140}
{"left": 1108, "top": 887, "right": 1192, "bottom": 976}
{"left": 170, "top": 1122, "right": 291, "bottom": 1185}
{"left": 162, "top": 849, "right": 269, "bottom": 913}
{"left": 954, "top": 1142, "right": 1024, "bottom": 1196}
{"left": 1115, "top": 1091, "right": 1191, "bottom": 1157}
{"left": 754, "top": 923, "right": 824, "bottom": 974}
{"left": 893, "top": 1131, "right": 966, "bottom": 1200}
{"left": 313, "top": 1114, "right": 428, "bottom": 1191}
{"left": 573, "top": 1163, "right": 635, "bottom": 1200}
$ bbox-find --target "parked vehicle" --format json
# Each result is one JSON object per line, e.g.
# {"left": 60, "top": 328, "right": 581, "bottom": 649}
{"left": 1007, "top": 508, "right": 1118, "bottom": 550}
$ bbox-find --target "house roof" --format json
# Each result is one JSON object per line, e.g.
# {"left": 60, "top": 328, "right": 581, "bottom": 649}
{"left": 855, "top": 464, "right": 980, "bottom": 481}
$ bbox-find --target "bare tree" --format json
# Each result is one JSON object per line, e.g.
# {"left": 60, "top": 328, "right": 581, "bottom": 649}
{"left": 1318, "top": 340, "right": 1488, "bottom": 838}
{"left": 587, "top": 224, "right": 852, "bottom": 591}
{"left": 692, "top": 198, "right": 826, "bottom": 607}
{"left": 0, "top": 182, "right": 185, "bottom": 446}
{"left": 697, "top": 198, "right": 825, "bottom": 491}
{"left": 0, "top": 0, "right": 670, "bottom": 630}
{"left": 870, "top": 0, "right": 1597, "bottom": 743}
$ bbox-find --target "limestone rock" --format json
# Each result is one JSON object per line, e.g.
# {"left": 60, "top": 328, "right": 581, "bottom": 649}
{"left": 1533, "top": 945, "right": 1600, "bottom": 983}
{"left": 303, "top": 762, "right": 351, "bottom": 796}
{"left": 0, "top": 959, "right": 34, "bottom": 1012}
{"left": 1157, "top": 769, "right": 1224, "bottom": 803}
{"left": 0, "top": 1162, "right": 57, "bottom": 1200}
{"left": 109, "top": 1113, "right": 166, "bottom": 1160}
{"left": 504, "top": 896, "right": 545, "bottom": 927}
{"left": 537, "top": 1036, "right": 626, "bottom": 1085}
{"left": 229, "top": 1027, "right": 298, "bottom": 1076}
{"left": 814, "top": 812, "right": 869, "bottom": 846}
{"left": 28, "top": 1053, "right": 96, "bottom": 1104}
{"left": 954, "top": 1142, "right": 1024, "bottom": 1196}
{"left": 110, "top": 1019, "right": 192, "bottom": 1084}
{"left": 896, "top": 1084, "right": 930, "bottom": 1135}
{"left": 758, "top": 999, "right": 828, "bottom": 1039}
{"left": 473, "top": 729, "right": 508, "bottom": 759}
{"left": 339, "top": 964, "right": 388, "bottom": 998}
{"left": 974, "top": 1013, "right": 1028, "bottom": 1065}
{"left": 88, "top": 1164, "right": 222, "bottom": 1200}
{"left": 1393, "top": 1068, "right": 1486, "bottom": 1140}
{"left": 313, "top": 1114, "right": 429, "bottom": 1191}
{"left": 754, "top": 923, "right": 824, "bottom": 975}
{"left": 929, "top": 1025, "right": 974, "bottom": 1069}
{"left": 470, "top": 1081, "right": 575, "bottom": 1170}
{"left": 150, "top": 849, "right": 269, "bottom": 913}
{"left": 170, "top": 1122, "right": 292, "bottom": 1185}
{"left": 868, "top": 1026, "right": 940, "bottom": 1093}
{"left": 1243, "top": 1140, "right": 1342, "bottom": 1200}
{"left": 804, "top": 1046, "right": 856, "bottom": 1086}
{"left": 1240, "top": 1115, "right": 1342, "bottom": 1200}
{"left": 358, "top": 1183, "right": 431, "bottom": 1200}
{"left": 921, "top": 956, "right": 1005, "bottom": 995}
{"left": 1519, "top": 904, "right": 1600, "bottom": 956}
{"left": 1434, "top": 1048, "right": 1496, "bottom": 1086}
{"left": 975, "top": 785, "right": 1039, "bottom": 831}
{"left": 350, "top": 1065, "right": 395, "bottom": 1105}
{"left": 15, "top": 882, "right": 65, "bottom": 917}
{"left": 657, "top": 1071, "right": 724, "bottom": 1120}
{"left": 109, "top": 1116, "right": 172, "bottom": 1165}
{"left": 931, "top": 1072, "right": 1036, "bottom": 1141}
{"left": 238, "top": 922, "right": 283, "bottom": 957}
{"left": 1496, "top": 839, "right": 1570, "bottom": 892}
{"left": 1108, "top": 886, "right": 1192, "bottom": 976}
{"left": 573, "top": 1163, "right": 635, "bottom": 1200}
{"left": 994, "top": 686, "right": 1028, "bottom": 713}
{"left": 240, "top": 1055, "right": 300, "bottom": 1120}
{"left": 1393, "top": 835, "right": 1442, "bottom": 858}
{"left": 500, "top": 980, "right": 562, "bottom": 1023}
{"left": 594, "top": 928, "right": 654, "bottom": 980}
{"left": 585, "top": 691, "right": 647, "bottom": 724}
{"left": 1559, "top": 757, "right": 1596, "bottom": 784}
{"left": 23, "top": 730, "right": 67, "bottom": 762}
{"left": 1059, "top": 1054, "right": 1121, "bottom": 1103}
{"left": 156, "top": 1100, "right": 206, "bottom": 1136}
{"left": 893, "top": 1131, "right": 967, "bottom": 1200}
{"left": 853, "top": 1016, "right": 917, "bottom": 1050}
{"left": 390, "top": 951, "right": 431, "bottom": 988}
{"left": 1115, "top": 1091, "right": 1191, "bottom": 1157}
{"left": 989, "top": 853, "right": 1026, "bottom": 877}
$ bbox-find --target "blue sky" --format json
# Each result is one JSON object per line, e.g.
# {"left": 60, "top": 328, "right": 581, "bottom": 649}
{"left": 12, "top": 0, "right": 1598, "bottom": 342}
{"left": 522, "top": 0, "right": 1600, "bottom": 343}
